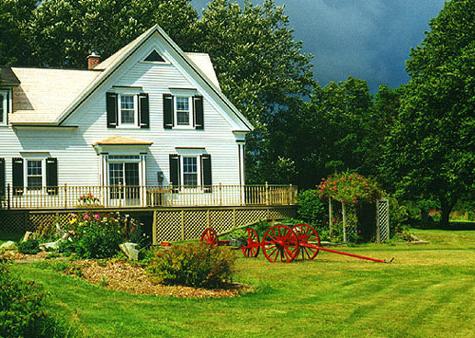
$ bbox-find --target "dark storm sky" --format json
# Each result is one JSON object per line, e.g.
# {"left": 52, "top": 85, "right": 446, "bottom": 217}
{"left": 192, "top": 0, "right": 446, "bottom": 91}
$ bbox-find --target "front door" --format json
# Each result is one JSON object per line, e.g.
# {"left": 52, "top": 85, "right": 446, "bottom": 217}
{"left": 109, "top": 162, "right": 140, "bottom": 206}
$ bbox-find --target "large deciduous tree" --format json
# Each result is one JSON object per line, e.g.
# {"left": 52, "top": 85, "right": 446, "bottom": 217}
{"left": 381, "top": 0, "right": 475, "bottom": 225}
{"left": 197, "top": 0, "right": 315, "bottom": 183}
{"left": 29, "top": 0, "right": 198, "bottom": 68}
{"left": 0, "top": 0, "right": 37, "bottom": 66}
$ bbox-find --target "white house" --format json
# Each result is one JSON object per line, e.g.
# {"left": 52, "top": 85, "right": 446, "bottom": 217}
{"left": 0, "top": 25, "right": 285, "bottom": 209}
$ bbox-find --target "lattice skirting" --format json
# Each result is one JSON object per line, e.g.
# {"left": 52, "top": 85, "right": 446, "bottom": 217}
{"left": 0, "top": 210, "right": 152, "bottom": 237}
{"left": 153, "top": 206, "right": 296, "bottom": 243}
{"left": 0, "top": 206, "right": 296, "bottom": 244}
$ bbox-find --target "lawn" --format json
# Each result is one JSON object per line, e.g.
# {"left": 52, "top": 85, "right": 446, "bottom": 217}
{"left": 10, "top": 228, "right": 475, "bottom": 338}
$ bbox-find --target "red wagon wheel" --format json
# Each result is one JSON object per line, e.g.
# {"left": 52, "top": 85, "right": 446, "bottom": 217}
{"left": 262, "top": 224, "right": 299, "bottom": 263}
{"left": 200, "top": 227, "right": 218, "bottom": 246}
{"left": 241, "top": 228, "right": 260, "bottom": 257}
{"left": 293, "top": 224, "right": 321, "bottom": 260}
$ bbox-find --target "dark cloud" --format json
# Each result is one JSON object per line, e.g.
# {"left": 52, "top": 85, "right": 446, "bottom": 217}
{"left": 192, "top": 0, "right": 445, "bottom": 91}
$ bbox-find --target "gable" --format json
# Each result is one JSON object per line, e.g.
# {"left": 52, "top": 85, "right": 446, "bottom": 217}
{"left": 59, "top": 25, "right": 253, "bottom": 132}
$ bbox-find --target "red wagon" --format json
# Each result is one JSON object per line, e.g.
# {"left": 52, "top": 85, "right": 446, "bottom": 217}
{"left": 201, "top": 223, "right": 391, "bottom": 264}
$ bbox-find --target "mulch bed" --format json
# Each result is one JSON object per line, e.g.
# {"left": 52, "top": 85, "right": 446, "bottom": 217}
{"left": 64, "top": 260, "right": 251, "bottom": 298}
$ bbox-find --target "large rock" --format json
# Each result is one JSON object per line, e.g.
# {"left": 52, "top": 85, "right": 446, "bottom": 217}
{"left": 39, "top": 239, "right": 64, "bottom": 251}
{"left": 0, "top": 241, "right": 18, "bottom": 253}
{"left": 119, "top": 242, "right": 139, "bottom": 260}
{"left": 22, "top": 231, "right": 33, "bottom": 242}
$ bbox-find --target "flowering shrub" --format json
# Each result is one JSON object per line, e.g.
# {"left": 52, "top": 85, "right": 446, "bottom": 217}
{"left": 148, "top": 243, "right": 236, "bottom": 288}
{"left": 65, "top": 212, "right": 148, "bottom": 259}
{"left": 77, "top": 192, "right": 101, "bottom": 207}
{"left": 318, "top": 172, "right": 383, "bottom": 204}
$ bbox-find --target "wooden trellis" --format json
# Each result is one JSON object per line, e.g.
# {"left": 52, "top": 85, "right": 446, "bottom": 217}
{"left": 376, "top": 198, "right": 390, "bottom": 242}
{"left": 328, "top": 197, "right": 390, "bottom": 242}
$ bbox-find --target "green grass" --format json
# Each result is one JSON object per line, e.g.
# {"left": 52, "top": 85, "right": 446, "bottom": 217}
{"left": 10, "top": 229, "right": 475, "bottom": 337}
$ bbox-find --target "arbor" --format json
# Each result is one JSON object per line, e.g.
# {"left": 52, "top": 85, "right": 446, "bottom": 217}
{"left": 0, "top": 0, "right": 37, "bottom": 66}
{"left": 29, "top": 0, "right": 198, "bottom": 68}
{"left": 197, "top": 0, "right": 314, "bottom": 183}
{"left": 381, "top": 0, "right": 475, "bottom": 225}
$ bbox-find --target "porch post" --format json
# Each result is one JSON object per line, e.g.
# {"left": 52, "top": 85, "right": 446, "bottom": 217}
{"left": 342, "top": 201, "right": 347, "bottom": 243}
{"left": 7, "top": 184, "right": 10, "bottom": 210}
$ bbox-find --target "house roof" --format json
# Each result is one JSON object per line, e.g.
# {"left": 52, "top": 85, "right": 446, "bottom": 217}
{"left": 95, "top": 136, "right": 153, "bottom": 145}
{"left": 9, "top": 68, "right": 99, "bottom": 124}
{"left": 9, "top": 24, "right": 252, "bottom": 130}
{"left": 0, "top": 67, "right": 21, "bottom": 86}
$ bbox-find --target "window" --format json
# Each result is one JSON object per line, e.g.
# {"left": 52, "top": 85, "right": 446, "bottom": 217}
{"left": 176, "top": 96, "right": 191, "bottom": 126}
{"left": 0, "top": 89, "right": 8, "bottom": 125}
{"left": 144, "top": 50, "right": 165, "bottom": 62}
{"left": 26, "top": 160, "right": 43, "bottom": 191}
{"left": 182, "top": 156, "right": 198, "bottom": 187}
{"left": 119, "top": 94, "right": 137, "bottom": 126}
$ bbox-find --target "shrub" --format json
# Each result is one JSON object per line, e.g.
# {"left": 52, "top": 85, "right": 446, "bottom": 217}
{"left": 18, "top": 239, "right": 41, "bottom": 255}
{"left": 297, "top": 190, "right": 327, "bottom": 226}
{"left": 148, "top": 243, "right": 236, "bottom": 288}
{"left": 66, "top": 212, "right": 146, "bottom": 259}
{"left": 0, "top": 260, "right": 77, "bottom": 337}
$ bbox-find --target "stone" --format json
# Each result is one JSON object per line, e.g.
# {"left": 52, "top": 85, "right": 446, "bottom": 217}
{"left": 22, "top": 231, "right": 33, "bottom": 242}
{"left": 119, "top": 242, "right": 139, "bottom": 261}
{"left": 39, "top": 239, "right": 64, "bottom": 251}
{"left": 0, "top": 241, "right": 18, "bottom": 253}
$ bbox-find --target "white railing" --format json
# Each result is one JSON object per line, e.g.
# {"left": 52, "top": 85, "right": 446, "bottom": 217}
{"left": 0, "top": 184, "right": 297, "bottom": 210}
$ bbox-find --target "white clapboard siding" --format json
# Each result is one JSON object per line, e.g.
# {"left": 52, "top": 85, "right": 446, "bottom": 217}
{"left": 0, "top": 32, "right": 247, "bottom": 194}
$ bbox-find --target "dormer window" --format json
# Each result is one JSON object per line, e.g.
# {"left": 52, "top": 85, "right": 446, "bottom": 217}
{"left": 0, "top": 89, "right": 9, "bottom": 125}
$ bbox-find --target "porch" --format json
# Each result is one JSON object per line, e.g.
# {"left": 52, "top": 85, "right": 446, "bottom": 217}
{"left": 0, "top": 184, "right": 297, "bottom": 210}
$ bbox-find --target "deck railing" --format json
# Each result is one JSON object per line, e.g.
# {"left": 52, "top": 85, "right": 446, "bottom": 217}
{"left": 0, "top": 184, "right": 297, "bottom": 210}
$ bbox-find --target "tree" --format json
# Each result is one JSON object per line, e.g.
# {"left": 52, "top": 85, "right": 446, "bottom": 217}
{"left": 362, "top": 85, "right": 402, "bottom": 176}
{"left": 197, "top": 0, "right": 314, "bottom": 183}
{"left": 287, "top": 77, "right": 373, "bottom": 188}
{"left": 381, "top": 0, "right": 475, "bottom": 225}
{"left": 0, "top": 0, "right": 37, "bottom": 66}
{"left": 29, "top": 0, "right": 198, "bottom": 68}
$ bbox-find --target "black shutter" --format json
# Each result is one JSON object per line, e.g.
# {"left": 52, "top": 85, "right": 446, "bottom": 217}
{"left": 194, "top": 96, "right": 204, "bottom": 130}
{"left": 106, "top": 92, "right": 118, "bottom": 128}
{"left": 169, "top": 154, "right": 180, "bottom": 192}
{"left": 138, "top": 93, "right": 150, "bottom": 128}
{"left": 201, "top": 154, "right": 212, "bottom": 192}
{"left": 12, "top": 158, "right": 23, "bottom": 196}
{"left": 0, "top": 158, "right": 5, "bottom": 198}
{"left": 46, "top": 158, "right": 58, "bottom": 195}
{"left": 163, "top": 94, "right": 174, "bottom": 129}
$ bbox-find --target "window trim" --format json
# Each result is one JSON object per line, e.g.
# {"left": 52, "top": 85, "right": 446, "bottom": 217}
{"left": 117, "top": 93, "right": 139, "bottom": 128}
{"left": 23, "top": 157, "right": 47, "bottom": 194}
{"left": 174, "top": 96, "right": 193, "bottom": 128}
{"left": 181, "top": 155, "right": 199, "bottom": 187}
{"left": 0, "top": 89, "right": 9, "bottom": 126}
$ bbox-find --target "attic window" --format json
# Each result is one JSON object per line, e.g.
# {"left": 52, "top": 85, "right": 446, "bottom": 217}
{"left": 144, "top": 50, "right": 165, "bottom": 62}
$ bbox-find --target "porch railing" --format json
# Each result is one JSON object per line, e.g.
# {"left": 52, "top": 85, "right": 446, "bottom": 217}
{"left": 0, "top": 184, "right": 297, "bottom": 210}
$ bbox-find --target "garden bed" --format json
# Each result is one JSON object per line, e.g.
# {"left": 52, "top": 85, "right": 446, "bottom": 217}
{"left": 62, "top": 260, "right": 251, "bottom": 298}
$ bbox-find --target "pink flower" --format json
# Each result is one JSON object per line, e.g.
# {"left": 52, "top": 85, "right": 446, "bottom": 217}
{"left": 94, "top": 213, "right": 101, "bottom": 221}
{"left": 83, "top": 213, "right": 91, "bottom": 221}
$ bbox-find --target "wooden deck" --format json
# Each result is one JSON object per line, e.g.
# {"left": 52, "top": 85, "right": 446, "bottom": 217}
{"left": 1, "top": 184, "right": 297, "bottom": 210}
